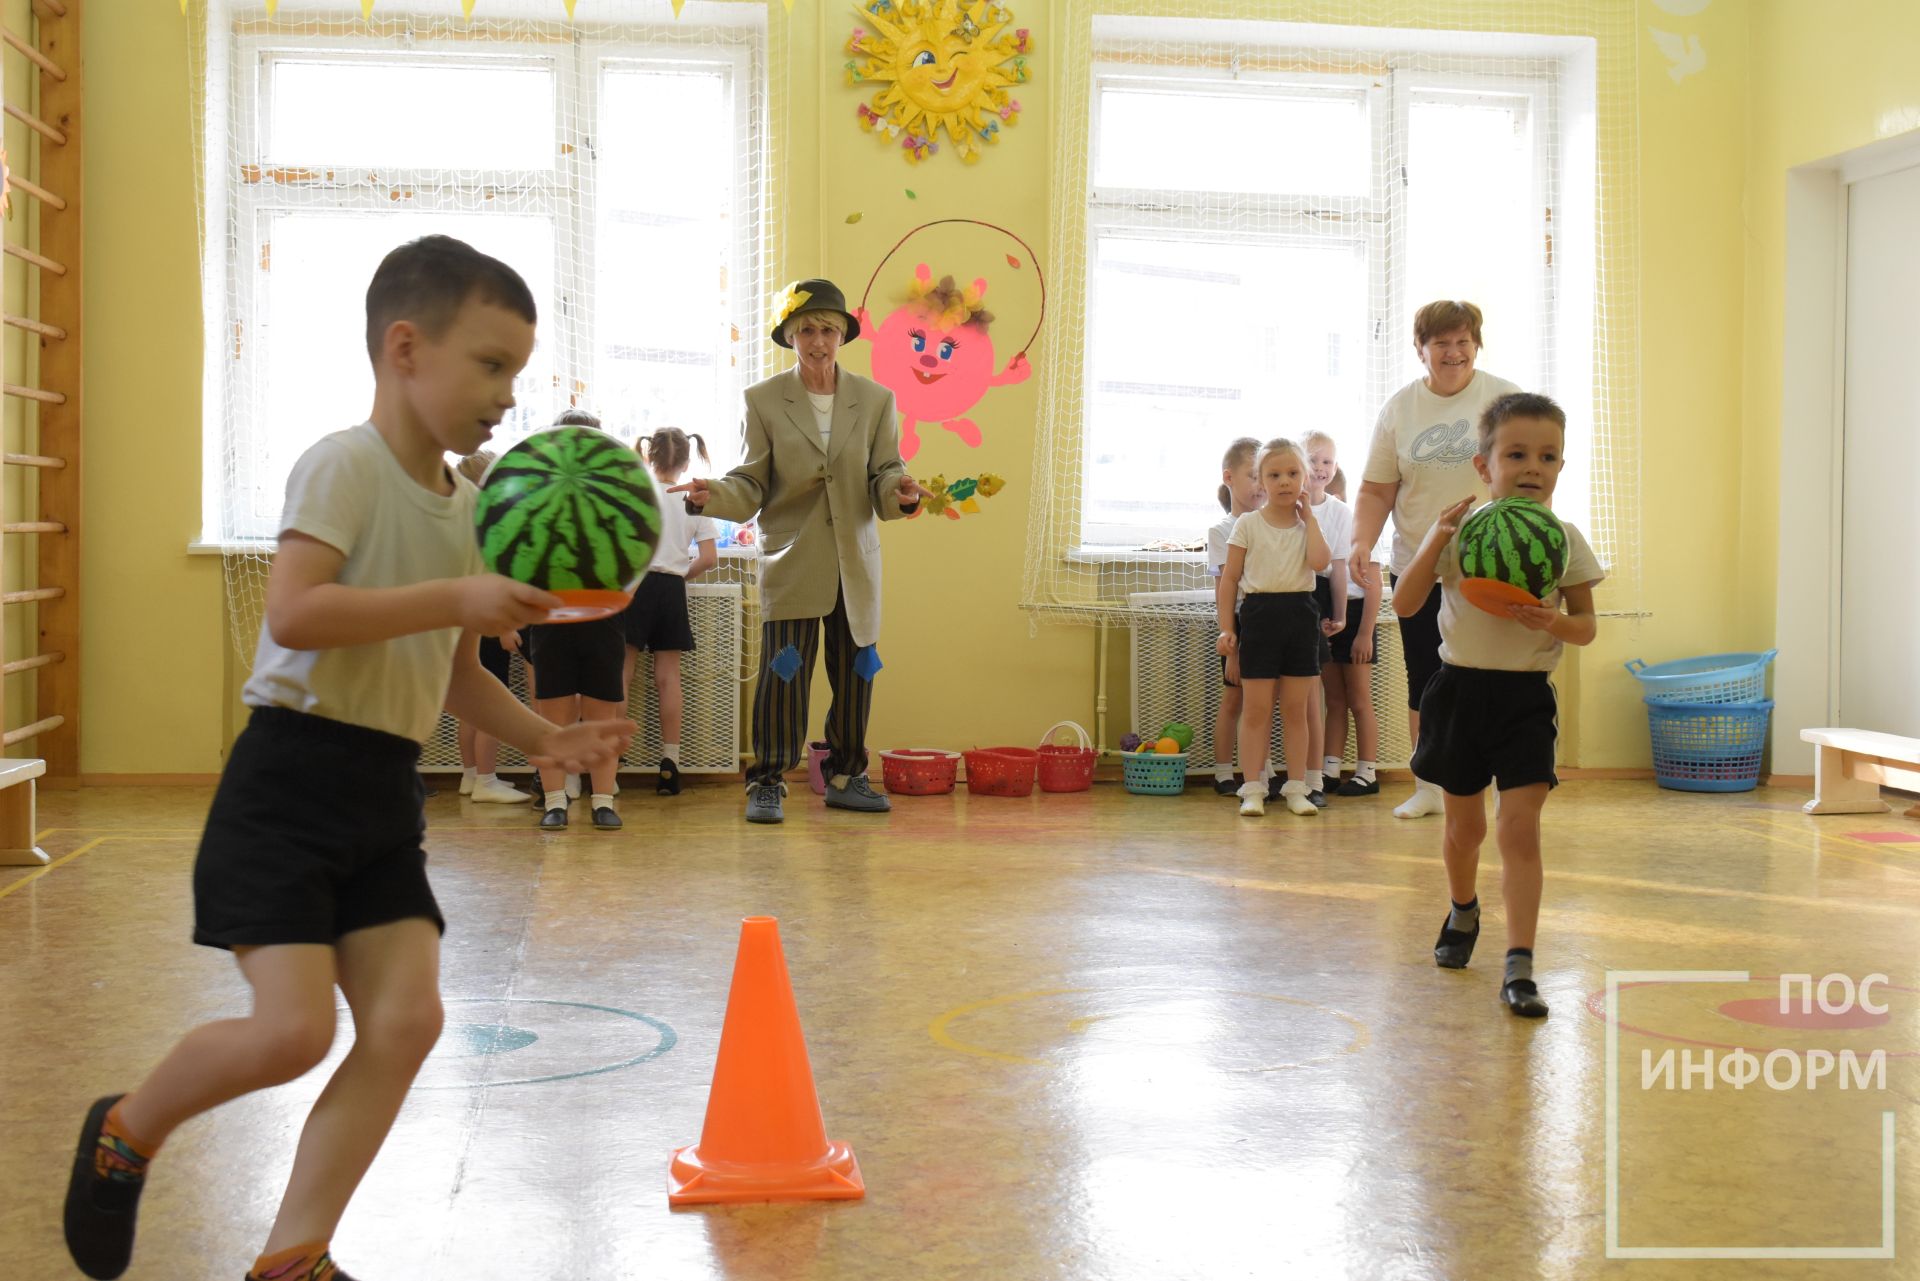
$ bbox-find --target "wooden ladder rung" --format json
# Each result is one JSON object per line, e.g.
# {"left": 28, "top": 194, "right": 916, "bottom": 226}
{"left": 2, "top": 586, "right": 65, "bottom": 604}
{"left": 1, "top": 651, "right": 61, "bottom": 675}
{"left": 2, "top": 101, "right": 65, "bottom": 146}
{"left": 3, "top": 382, "right": 66, "bottom": 406}
{"left": 6, "top": 173, "right": 65, "bottom": 211}
{"left": 2, "top": 243, "right": 67, "bottom": 276}
{"left": 3, "top": 714, "right": 65, "bottom": 748}
{"left": 1, "top": 28, "right": 66, "bottom": 82}
{"left": 3, "top": 313, "right": 68, "bottom": 340}
{"left": 3, "top": 522, "right": 66, "bottom": 535}
{"left": 4, "top": 452, "right": 65, "bottom": 469}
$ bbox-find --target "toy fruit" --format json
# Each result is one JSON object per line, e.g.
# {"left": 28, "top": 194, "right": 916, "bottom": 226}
{"left": 1120, "top": 732, "right": 1142, "bottom": 753}
{"left": 1159, "top": 722, "right": 1195, "bottom": 752}
{"left": 1153, "top": 736, "right": 1181, "bottom": 755}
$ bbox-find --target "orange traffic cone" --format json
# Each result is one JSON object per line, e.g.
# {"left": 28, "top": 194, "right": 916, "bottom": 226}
{"left": 668, "top": 916, "right": 865, "bottom": 1206}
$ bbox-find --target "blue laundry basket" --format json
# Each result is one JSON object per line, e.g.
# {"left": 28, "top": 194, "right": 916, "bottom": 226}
{"left": 1645, "top": 698, "right": 1772, "bottom": 793}
{"left": 1624, "top": 650, "right": 1777, "bottom": 705}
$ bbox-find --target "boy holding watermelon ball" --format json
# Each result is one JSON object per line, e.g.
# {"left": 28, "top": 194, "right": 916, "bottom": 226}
{"left": 63, "top": 237, "right": 633, "bottom": 1281}
{"left": 1390, "top": 392, "right": 1602, "bottom": 1019}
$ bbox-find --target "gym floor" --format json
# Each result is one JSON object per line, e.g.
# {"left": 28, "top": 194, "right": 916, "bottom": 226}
{"left": 3, "top": 778, "right": 1917, "bottom": 1279}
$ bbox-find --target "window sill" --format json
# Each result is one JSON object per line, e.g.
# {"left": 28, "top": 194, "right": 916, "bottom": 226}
{"left": 189, "top": 540, "right": 763, "bottom": 560}
{"left": 1067, "top": 547, "right": 1205, "bottom": 564}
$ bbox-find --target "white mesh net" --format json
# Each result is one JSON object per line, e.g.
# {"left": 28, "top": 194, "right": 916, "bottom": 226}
{"left": 185, "top": 0, "right": 784, "bottom": 684}
{"left": 1022, "top": 0, "right": 1640, "bottom": 629}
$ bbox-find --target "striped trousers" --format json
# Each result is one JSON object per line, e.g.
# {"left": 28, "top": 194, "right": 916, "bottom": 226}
{"left": 747, "top": 587, "right": 876, "bottom": 788}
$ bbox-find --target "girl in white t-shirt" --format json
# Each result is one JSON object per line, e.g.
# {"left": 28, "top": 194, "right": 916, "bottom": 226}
{"left": 1301, "top": 430, "right": 1351, "bottom": 806}
{"left": 1206, "top": 437, "right": 1263, "bottom": 795}
{"left": 1217, "top": 438, "right": 1331, "bottom": 818}
{"left": 622, "top": 428, "right": 720, "bottom": 795}
{"left": 1323, "top": 465, "right": 1384, "bottom": 797}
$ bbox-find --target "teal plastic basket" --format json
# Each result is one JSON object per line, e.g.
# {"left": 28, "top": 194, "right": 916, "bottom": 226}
{"left": 1121, "top": 750, "right": 1188, "bottom": 795}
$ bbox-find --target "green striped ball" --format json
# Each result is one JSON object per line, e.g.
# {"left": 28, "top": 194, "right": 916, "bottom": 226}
{"left": 474, "top": 427, "right": 662, "bottom": 593}
{"left": 1459, "top": 496, "right": 1567, "bottom": 599}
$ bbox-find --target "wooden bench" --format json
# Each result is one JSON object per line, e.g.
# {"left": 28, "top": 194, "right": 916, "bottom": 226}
{"left": 1800, "top": 728, "right": 1920, "bottom": 818}
{"left": 0, "top": 757, "right": 46, "bottom": 865}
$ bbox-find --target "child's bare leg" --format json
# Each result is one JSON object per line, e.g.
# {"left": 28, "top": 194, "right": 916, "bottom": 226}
{"left": 1214, "top": 681, "right": 1243, "bottom": 779}
{"left": 456, "top": 722, "right": 477, "bottom": 771}
{"left": 1321, "top": 668, "right": 1348, "bottom": 767}
{"left": 1431, "top": 789, "right": 1488, "bottom": 968}
{"left": 1236, "top": 679, "right": 1277, "bottom": 784}
{"left": 474, "top": 730, "right": 500, "bottom": 776}
{"left": 533, "top": 694, "right": 578, "bottom": 797}
{"left": 1495, "top": 783, "right": 1549, "bottom": 952}
{"left": 1303, "top": 679, "right": 1325, "bottom": 789}
{"left": 653, "top": 650, "right": 684, "bottom": 748}
{"left": 1344, "top": 664, "right": 1379, "bottom": 762}
{"left": 622, "top": 645, "right": 638, "bottom": 700}
{"left": 580, "top": 696, "right": 628, "bottom": 797}
{"left": 1276, "top": 677, "right": 1319, "bottom": 813}
{"left": 115, "top": 946, "right": 339, "bottom": 1147}
{"left": 264, "top": 918, "right": 443, "bottom": 1253}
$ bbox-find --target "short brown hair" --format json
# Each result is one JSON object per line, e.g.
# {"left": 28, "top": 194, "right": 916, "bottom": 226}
{"left": 364, "top": 235, "right": 536, "bottom": 364}
{"left": 554, "top": 408, "right": 602, "bottom": 429}
{"left": 1217, "top": 436, "right": 1260, "bottom": 511}
{"left": 1413, "top": 299, "right": 1484, "bottom": 348}
{"left": 1477, "top": 392, "right": 1566, "bottom": 456}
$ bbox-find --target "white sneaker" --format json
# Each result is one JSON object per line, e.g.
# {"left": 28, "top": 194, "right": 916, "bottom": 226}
{"left": 1393, "top": 782, "right": 1446, "bottom": 819}
{"left": 565, "top": 773, "right": 582, "bottom": 800}
{"left": 1281, "top": 780, "right": 1318, "bottom": 816}
{"left": 1237, "top": 782, "right": 1265, "bottom": 817}
{"left": 471, "top": 777, "right": 530, "bottom": 804}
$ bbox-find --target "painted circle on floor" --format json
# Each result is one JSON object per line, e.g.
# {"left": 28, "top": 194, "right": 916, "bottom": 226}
{"left": 928, "top": 986, "right": 1370, "bottom": 1072}
{"left": 405, "top": 997, "right": 676, "bottom": 1089}
{"left": 1585, "top": 976, "right": 1917, "bottom": 1056}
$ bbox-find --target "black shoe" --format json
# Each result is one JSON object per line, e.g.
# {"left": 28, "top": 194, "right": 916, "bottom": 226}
{"left": 657, "top": 757, "right": 682, "bottom": 796}
{"left": 1502, "top": 978, "right": 1550, "bottom": 1018}
{"left": 1336, "top": 775, "right": 1379, "bottom": 797}
{"left": 66, "top": 1094, "right": 143, "bottom": 1280}
{"left": 1266, "top": 773, "right": 1287, "bottom": 801}
{"left": 1307, "top": 789, "right": 1329, "bottom": 808}
{"left": 1433, "top": 913, "right": 1480, "bottom": 969}
{"left": 592, "top": 805, "right": 622, "bottom": 830}
{"left": 539, "top": 805, "right": 568, "bottom": 830}
{"left": 1212, "top": 775, "right": 1241, "bottom": 796}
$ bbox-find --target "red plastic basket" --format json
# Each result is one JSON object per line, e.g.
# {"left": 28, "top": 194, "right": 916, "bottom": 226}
{"left": 879, "top": 748, "right": 960, "bottom": 796}
{"left": 962, "top": 746, "right": 1039, "bottom": 797}
{"left": 1036, "top": 720, "right": 1097, "bottom": 793}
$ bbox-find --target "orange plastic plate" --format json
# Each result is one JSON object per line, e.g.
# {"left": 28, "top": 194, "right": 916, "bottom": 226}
{"left": 544, "top": 588, "right": 633, "bottom": 623}
{"left": 1459, "top": 577, "right": 1542, "bottom": 617}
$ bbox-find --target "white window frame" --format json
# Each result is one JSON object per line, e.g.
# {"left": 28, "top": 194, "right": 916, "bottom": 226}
{"left": 1080, "top": 45, "right": 1567, "bottom": 551}
{"left": 203, "top": 17, "right": 767, "bottom": 546}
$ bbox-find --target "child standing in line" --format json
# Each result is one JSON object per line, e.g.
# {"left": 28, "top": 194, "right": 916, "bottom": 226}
{"left": 451, "top": 450, "right": 531, "bottom": 805}
{"left": 1301, "top": 430, "right": 1351, "bottom": 806}
{"left": 623, "top": 427, "right": 720, "bottom": 795}
{"left": 1216, "top": 438, "right": 1331, "bottom": 818}
{"left": 1324, "top": 464, "right": 1385, "bottom": 797}
{"left": 63, "top": 236, "right": 631, "bottom": 1281}
{"left": 1206, "top": 437, "right": 1263, "bottom": 796}
{"left": 525, "top": 408, "right": 634, "bottom": 831}
{"left": 1392, "top": 391, "right": 1602, "bottom": 1018}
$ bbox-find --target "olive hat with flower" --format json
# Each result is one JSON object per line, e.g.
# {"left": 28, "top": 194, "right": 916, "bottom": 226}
{"left": 771, "top": 278, "right": 862, "bottom": 347}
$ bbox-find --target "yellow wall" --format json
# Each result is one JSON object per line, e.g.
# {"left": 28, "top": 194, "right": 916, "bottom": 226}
{"left": 77, "top": 1, "right": 1904, "bottom": 774}
{"left": 1740, "top": 0, "right": 1920, "bottom": 650}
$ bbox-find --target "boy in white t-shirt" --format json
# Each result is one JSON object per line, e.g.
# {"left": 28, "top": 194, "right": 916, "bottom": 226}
{"left": 63, "top": 237, "right": 632, "bottom": 1281}
{"left": 1206, "top": 437, "right": 1263, "bottom": 795}
{"left": 1392, "top": 391, "right": 1601, "bottom": 1020}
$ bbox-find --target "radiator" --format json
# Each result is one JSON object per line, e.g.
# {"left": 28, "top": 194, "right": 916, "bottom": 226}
{"left": 1126, "top": 590, "right": 1414, "bottom": 772}
{"left": 422, "top": 582, "right": 744, "bottom": 774}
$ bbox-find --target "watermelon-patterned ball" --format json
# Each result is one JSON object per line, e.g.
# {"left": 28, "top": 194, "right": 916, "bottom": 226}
{"left": 474, "top": 426, "right": 663, "bottom": 595}
{"left": 1458, "top": 496, "right": 1567, "bottom": 599}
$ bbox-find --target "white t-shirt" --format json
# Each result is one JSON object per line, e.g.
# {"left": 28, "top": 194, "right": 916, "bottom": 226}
{"left": 1227, "top": 511, "right": 1315, "bottom": 594}
{"left": 1206, "top": 513, "right": 1235, "bottom": 576}
{"left": 1311, "top": 494, "right": 1353, "bottom": 585}
{"left": 1436, "top": 516, "right": 1605, "bottom": 672}
{"left": 242, "top": 422, "right": 484, "bottom": 743}
{"left": 807, "top": 390, "right": 834, "bottom": 448}
{"left": 1362, "top": 370, "right": 1523, "bottom": 574}
{"left": 647, "top": 489, "right": 720, "bottom": 578}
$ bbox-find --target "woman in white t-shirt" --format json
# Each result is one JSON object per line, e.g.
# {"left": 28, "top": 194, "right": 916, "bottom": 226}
{"left": 1348, "top": 300, "right": 1521, "bottom": 820}
{"left": 622, "top": 428, "right": 720, "bottom": 796}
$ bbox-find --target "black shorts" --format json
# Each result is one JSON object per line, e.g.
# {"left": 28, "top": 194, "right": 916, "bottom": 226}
{"left": 1410, "top": 664, "right": 1559, "bottom": 795}
{"left": 1391, "top": 571, "right": 1443, "bottom": 710}
{"left": 621, "top": 571, "right": 697, "bottom": 653}
{"left": 527, "top": 618, "right": 627, "bottom": 701}
{"left": 194, "top": 707, "right": 444, "bottom": 950}
{"left": 1328, "top": 598, "right": 1376, "bottom": 666}
{"left": 1311, "top": 577, "right": 1336, "bottom": 667}
{"left": 478, "top": 633, "right": 514, "bottom": 686}
{"left": 1237, "top": 592, "right": 1322, "bottom": 680}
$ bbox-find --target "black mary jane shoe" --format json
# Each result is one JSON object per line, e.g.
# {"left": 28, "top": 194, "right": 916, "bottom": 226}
{"left": 1502, "top": 978, "right": 1550, "bottom": 1018}
{"left": 1433, "top": 914, "right": 1479, "bottom": 969}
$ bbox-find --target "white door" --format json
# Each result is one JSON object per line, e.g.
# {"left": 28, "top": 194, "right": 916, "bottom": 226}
{"left": 1839, "top": 163, "right": 1920, "bottom": 733}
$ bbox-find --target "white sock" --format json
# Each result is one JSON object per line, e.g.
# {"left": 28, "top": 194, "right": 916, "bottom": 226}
{"left": 1394, "top": 777, "right": 1446, "bottom": 818}
{"left": 1214, "top": 762, "right": 1234, "bottom": 781}
{"left": 1307, "top": 769, "right": 1325, "bottom": 791}
{"left": 543, "top": 790, "right": 568, "bottom": 811}
{"left": 1323, "top": 756, "right": 1342, "bottom": 776}
{"left": 661, "top": 742, "right": 680, "bottom": 764}
{"left": 461, "top": 766, "right": 478, "bottom": 783}
{"left": 591, "top": 792, "right": 615, "bottom": 810}
{"left": 1356, "top": 760, "right": 1377, "bottom": 782}
{"left": 477, "top": 772, "right": 498, "bottom": 785}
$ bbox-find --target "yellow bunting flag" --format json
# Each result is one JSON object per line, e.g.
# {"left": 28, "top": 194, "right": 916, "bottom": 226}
{"left": 564, "top": 0, "right": 578, "bottom": 18}
{"left": 672, "top": 0, "right": 687, "bottom": 16}
{"left": 361, "top": 0, "right": 375, "bottom": 19}
{"left": 265, "top": 0, "right": 279, "bottom": 14}
{"left": 462, "top": 0, "right": 477, "bottom": 16}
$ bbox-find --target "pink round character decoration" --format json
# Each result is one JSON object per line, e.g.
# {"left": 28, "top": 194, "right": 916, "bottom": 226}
{"left": 856, "top": 264, "right": 1032, "bottom": 461}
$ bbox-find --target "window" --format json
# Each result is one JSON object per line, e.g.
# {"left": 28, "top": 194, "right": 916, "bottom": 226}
{"left": 1081, "top": 34, "right": 1584, "bottom": 551}
{"left": 208, "top": 19, "right": 766, "bottom": 543}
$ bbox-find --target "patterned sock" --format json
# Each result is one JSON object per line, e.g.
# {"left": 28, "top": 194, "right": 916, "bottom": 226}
{"left": 93, "top": 1101, "right": 157, "bottom": 1183}
{"left": 1449, "top": 896, "right": 1480, "bottom": 934}
{"left": 1323, "top": 755, "right": 1342, "bottom": 777}
{"left": 1506, "top": 948, "right": 1534, "bottom": 986}
{"left": 249, "top": 1242, "right": 343, "bottom": 1281}
{"left": 1356, "top": 760, "right": 1377, "bottom": 782}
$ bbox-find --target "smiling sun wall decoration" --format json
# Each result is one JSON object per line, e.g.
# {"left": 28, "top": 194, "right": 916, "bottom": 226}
{"left": 846, "top": 0, "right": 1033, "bottom": 165}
